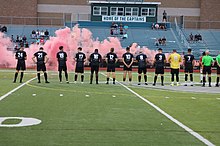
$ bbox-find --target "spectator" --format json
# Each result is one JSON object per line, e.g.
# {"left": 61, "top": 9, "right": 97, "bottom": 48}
{"left": 11, "top": 35, "right": 14, "bottom": 42}
{"left": 155, "top": 23, "right": 159, "bottom": 29}
{"left": 40, "top": 30, "right": 45, "bottom": 37}
{"left": 25, "top": 42, "right": 29, "bottom": 48}
{"left": 36, "top": 29, "right": 40, "bottom": 38}
{"left": 163, "top": 10, "right": 167, "bottom": 22}
{"left": 197, "top": 34, "right": 202, "bottom": 41}
{"left": 152, "top": 23, "right": 155, "bottom": 29}
{"left": 161, "top": 36, "right": 166, "bottom": 45}
{"left": 40, "top": 37, "right": 44, "bottom": 45}
{"left": 22, "top": 35, "right": 27, "bottom": 43}
{"left": 189, "top": 33, "right": 193, "bottom": 41}
{"left": 110, "top": 28, "right": 114, "bottom": 35}
{"left": 16, "top": 35, "right": 19, "bottom": 43}
{"left": 120, "top": 26, "right": 123, "bottom": 35}
{"left": 155, "top": 39, "right": 159, "bottom": 46}
{"left": 1, "top": 25, "right": 7, "bottom": 32}
{"left": 124, "top": 24, "right": 128, "bottom": 32}
{"left": 45, "top": 29, "right": 49, "bottom": 37}
{"left": 121, "top": 33, "right": 128, "bottom": 39}
{"left": 32, "top": 30, "right": 36, "bottom": 38}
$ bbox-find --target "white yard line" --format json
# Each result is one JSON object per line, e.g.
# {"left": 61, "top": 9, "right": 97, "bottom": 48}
{"left": 101, "top": 73, "right": 215, "bottom": 146}
{"left": 0, "top": 77, "right": 37, "bottom": 101}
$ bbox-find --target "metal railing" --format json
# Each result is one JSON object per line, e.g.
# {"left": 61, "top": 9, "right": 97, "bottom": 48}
{"left": 174, "top": 17, "right": 190, "bottom": 48}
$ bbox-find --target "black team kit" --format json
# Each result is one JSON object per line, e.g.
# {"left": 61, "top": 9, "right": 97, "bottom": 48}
{"left": 74, "top": 47, "right": 86, "bottom": 83}
{"left": 57, "top": 46, "right": 69, "bottom": 83}
{"left": 106, "top": 48, "right": 118, "bottom": 84}
{"left": 13, "top": 47, "right": 27, "bottom": 83}
{"left": 153, "top": 48, "right": 166, "bottom": 86}
{"left": 184, "top": 49, "right": 195, "bottom": 86}
{"left": 89, "top": 49, "right": 102, "bottom": 84}
{"left": 32, "top": 47, "right": 49, "bottom": 83}
{"left": 136, "top": 52, "right": 148, "bottom": 85}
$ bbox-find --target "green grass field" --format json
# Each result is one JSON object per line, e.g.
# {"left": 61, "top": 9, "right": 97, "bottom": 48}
{"left": 0, "top": 70, "right": 219, "bottom": 146}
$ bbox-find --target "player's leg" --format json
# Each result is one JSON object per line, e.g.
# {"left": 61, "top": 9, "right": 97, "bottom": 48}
{"left": 176, "top": 69, "right": 180, "bottom": 86}
{"left": 128, "top": 71, "right": 132, "bottom": 83}
{"left": 143, "top": 68, "right": 147, "bottom": 85}
{"left": 216, "top": 66, "right": 220, "bottom": 87}
{"left": 64, "top": 70, "right": 69, "bottom": 83}
{"left": 200, "top": 68, "right": 203, "bottom": 83}
{"left": 37, "top": 64, "right": 41, "bottom": 83}
{"left": 81, "top": 73, "right": 84, "bottom": 83}
{"left": 90, "top": 66, "right": 94, "bottom": 84}
{"left": 112, "top": 72, "right": 116, "bottom": 84}
{"left": 20, "top": 71, "right": 24, "bottom": 83}
{"left": 153, "top": 67, "right": 158, "bottom": 86}
{"left": 208, "top": 67, "right": 212, "bottom": 87}
{"left": 170, "top": 69, "right": 174, "bottom": 86}
{"left": 106, "top": 66, "right": 110, "bottom": 84}
{"left": 42, "top": 64, "right": 49, "bottom": 83}
{"left": 95, "top": 66, "right": 99, "bottom": 84}
{"left": 59, "top": 70, "right": 62, "bottom": 83}
{"left": 13, "top": 70, "right": 19, "bottom": 83}
{"left": 202, "top": 67, "right": 206, "bottom": 87}
{"left": 184, "top": 72, "right": 188, "bottom": 86}
{"left": 138, "top": 72, "right": 141, "bottom": 85}
{"left": 123, "top": 70, "right": 127, "bottom": 82}
{"left": 161, "top": 74, "right": 164, "bottom": 86}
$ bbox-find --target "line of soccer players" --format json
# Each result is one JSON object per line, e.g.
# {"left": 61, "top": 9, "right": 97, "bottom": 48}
{"left": 13, "top": 46, "right": 220, "bottom": 87}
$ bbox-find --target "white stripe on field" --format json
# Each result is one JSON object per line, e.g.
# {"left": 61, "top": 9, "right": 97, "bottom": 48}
{"left": 101, "top": 73, "right": 215, "bottom": 146}
{"left": 0, "top": 77, "right": 37, "bottom": 101}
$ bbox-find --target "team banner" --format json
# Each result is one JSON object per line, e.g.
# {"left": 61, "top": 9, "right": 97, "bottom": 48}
{"left": 102, "top": 16, "right": 146, "bottom": 22}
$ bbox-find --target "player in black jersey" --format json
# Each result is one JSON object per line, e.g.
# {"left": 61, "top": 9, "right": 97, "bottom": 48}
{"left": 136, "top": 51, "right": 148, "bottom": 85}
{"left": 122, "top": 47, "right": 134, "bottom": 83}
{"left": 56, "top": 46, "right": 69, "bottom": 83}
{"left": 32, "top": 47, "right": 49, "bottom": 83}
{"left": 89, "top": 49, "right": 102, "bottom": 84}
{"left": 153, "top": 48, "right": 166, "bottom": 86}
{"left": 106, "top": 47, "right": 118, "bottom": 84}
{"left": 13, "top": 47, "right": 27, "bottom": 83}
{"left": 183, "top": 48, "right": 195, "bottom": 86}
{"left": 74, "top": 47, "right": 86, "bottom": 83}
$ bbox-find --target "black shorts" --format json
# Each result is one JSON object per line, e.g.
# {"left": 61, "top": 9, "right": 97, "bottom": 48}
{"left": 91, "top": 65, "right": 99, "bottom": 73}
{"left": 184, "top": 66, "right": 193, "bottom": 73}
{"left": 37, "top": 63, "right": 46, "bottom": 72}
{"left": 107, "top": 64, "right": 115, "bottom": 72}
{"left": 138, "top": 67, "right": 147, "bottom": 74}
{"left": 58, "top": 65, "right": 67, "bottom": 71}
{"left": 203, "top": 66, "right": 211, "bottom": 74}
{"left": 124, "top": 65, "right": 132, "bottom": 71}
{"left": 75, "top": 67, "right": 84, "bottom": 73}
{"left": 217, "top": 66, "right": 220, "bottom": 74}
{"left": 155, "top": 66, "right": 164, "bottom": 74}
{"left": 171, "top": 68, "right": 179, "bottom": 74}
{"left": 16, "top": 62, "right": 26, "bottom": 71}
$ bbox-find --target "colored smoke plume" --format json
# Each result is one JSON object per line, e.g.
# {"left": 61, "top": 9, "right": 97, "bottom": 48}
{"left": 0, "top": 25, "right": 161, "bottom": 70}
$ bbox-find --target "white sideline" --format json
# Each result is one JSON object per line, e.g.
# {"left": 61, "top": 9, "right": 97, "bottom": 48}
{"left": 100, "top": 73, "right": 214, "bottom": 146}
{"left": 0, "top": 77, "right": 37, "bottom": 101}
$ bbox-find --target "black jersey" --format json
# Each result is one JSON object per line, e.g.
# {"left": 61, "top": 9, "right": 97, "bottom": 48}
{"left": 106, "top": 52, "right": 118, "bottom": 64}
{"left": 34, "top": 51, "right": 47, "bottom": 64}
{"left": 15, "top": 50, "right": 27, "bottom": 62}
{"left": 75, "top": 52, "right": 86, "bottom": 68}
{"left": 57, "top": 51, "right": 67, "bottom": 66}
{"left": 136, "top": 53, "right": 147, "bottom": 68}
{"left": 184, "top": 54, "right": 194, "bottom": 66}
{"left": 155, "top": 53, "right": 166, "bottom": 67}
{"left": 90, "top": 52, "right": 102, "bottom": 66}
{"left": 122, "top": 52, "right": 134, "bottom": 65}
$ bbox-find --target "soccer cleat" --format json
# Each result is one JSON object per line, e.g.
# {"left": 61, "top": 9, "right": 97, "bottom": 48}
{"left": 170, "top": 83, "right": 174, "bottom": 86}
{"left": 202, "top": 84, "right": 205, "bottom": 87}
{"left": 152, "top": 83, "right": 155, "bottom": 86}
{"left": 38, "top": 81, "right": 41, "bottom": 83}
{"left": 81, "top": 82, "right": 84, "bottom": 84}
{"left": 90, "top": 82, "right": 92, "bottom": 84}
{"left": 176, "top": 83, "right": 180, "bottom": 86}
{"left": 106, "top": 82, "right": 109, "bottom": 84}
{"left": 215, "top": 84, "right": 219, "bottom": 87}
{"left": 113, "top": 82, "right": 115, "bottom": 84}
{"left": 184, "top": 84, "right": 187, "bottom": 86}
{"left": 45, "top": 81, "right": 50, "bottom": 83}
{"left": 96, "top": 82, "right": 98, "bottom": 84}
{"left": 60, "top": 81, "right": 62, "bottom": 83}
{"left": 138, "top": 83, "right": 141, "bottom": 85}
{"left": 190, "top": 84, "right": 194, "bottom": 86}
{"left": 209, "top": 84, "right": 212, "bottom": 87}
{"left": 161, "top": 83, "right": 164, "bottom": 86}
{"left": 66, "top": 81, "right": 69, "bottom": 84}
{"left": 74, "top": 81, "right": 77, "bottom": 84}
{"left": 145, "top": 83, "right": 148, "bottom": 85}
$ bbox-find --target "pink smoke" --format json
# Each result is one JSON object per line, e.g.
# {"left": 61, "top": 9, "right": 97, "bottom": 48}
{"left": 0, "top": 25, "right": 162, "bottom": 70}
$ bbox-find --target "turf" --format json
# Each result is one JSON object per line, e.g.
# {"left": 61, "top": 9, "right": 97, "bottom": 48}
{"left": 0, "top": 70, "right": 218, "bottom": 145}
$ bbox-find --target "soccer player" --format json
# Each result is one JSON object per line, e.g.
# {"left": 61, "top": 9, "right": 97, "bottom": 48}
{"left": 106, "top": 47, "right": 118, "bottom": 84}
{"left": 216, "top": 52, "right": 220, "bottom": 87}
{"left": 136, "top": 50, "right": 148, "bottom": 85}
{"left": 122, "top": 47, "right": 134, "bottom": 84}
{"left": 13, "top": 47, "right": 27, "bottom": 83}
{"left": 74, "top": 47, "right": 86, "bottom": 83}
{"left": 89, "top": 49, "right": 102, "bottom": 84}
{"left": 153, "top": 48, "right": 166, "bottom": 86}
{"left": 202, "top": 50, "right": 214, "bottom": 87}
{"left": 56, "top": 46, "right": 69, "bottom": 83}
{"left": 183, "top": 48, "right": 195, "bottom": 86}
{"left": 32, "top": 47, "right": 49, "bottom": 83}
{"left": 199, "top": 52, "right": 206, "bottom": 83}
{"left": 168, "top": 49, "right": 182, "bottom": 86}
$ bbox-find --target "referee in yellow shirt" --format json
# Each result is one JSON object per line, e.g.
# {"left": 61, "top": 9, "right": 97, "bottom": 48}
{"left": 168, "top": 49, "right": 182, "bottom": 86}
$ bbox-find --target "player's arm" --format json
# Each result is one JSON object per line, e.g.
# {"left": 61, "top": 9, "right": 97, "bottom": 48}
{"left": 24, "top": 55, "right": 27, "bottom": 60}
{"left": 168, "top": 55, "right": 171, "bottom": 63}
{"left": 44, "top": 55, "right": 49, "bottom": 64}
{"left": 128, "top": 58, "right": 134, "bottom": 68}
{"left": 32, "top": 56, "right": 37, "bottom": 64}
